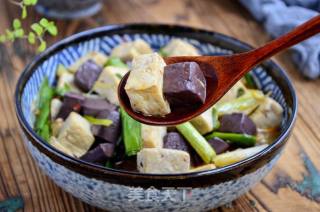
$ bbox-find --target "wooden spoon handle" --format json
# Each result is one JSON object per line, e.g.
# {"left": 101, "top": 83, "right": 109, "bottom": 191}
{"left": 245, "top": 15, "right": 320, "bottom": 69}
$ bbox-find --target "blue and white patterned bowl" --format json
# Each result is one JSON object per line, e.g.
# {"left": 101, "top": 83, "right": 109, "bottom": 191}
{"left": 15, "top": 24, "right": 297, "bottom": 211}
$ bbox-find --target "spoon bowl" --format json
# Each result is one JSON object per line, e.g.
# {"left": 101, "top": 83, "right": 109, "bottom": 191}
{"left": 119, "top": 56, "right": 222, "bottom": 126}
{"left": 119, "top": 15, "right": 320, "bottom": 125}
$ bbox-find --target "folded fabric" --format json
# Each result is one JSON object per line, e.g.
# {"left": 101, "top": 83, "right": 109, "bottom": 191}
{"left": 239, "top": 0, "right": 320, "bottom": 79}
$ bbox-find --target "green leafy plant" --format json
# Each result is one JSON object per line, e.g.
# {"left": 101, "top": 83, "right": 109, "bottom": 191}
{"left": 0, "top": 0, "right": 58, "bottom": 52}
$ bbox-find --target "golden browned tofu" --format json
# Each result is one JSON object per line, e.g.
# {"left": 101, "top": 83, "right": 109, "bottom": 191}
{"left": 50, "top": 137, "right": 75, "bottom": 157}
{"left": 57, "top": 112, "right": 94, "bottom": 157}
{"left": 111, "top": 39, "right": 153, "bottom": 61}
{"left": 125, "top": 53, "right": 171, "bottom": 116}
{"left": 57, "top": 72, "right": 81, "bottom": 93}
{"left": 250, "top": 97, "right": 283, "bottom": 129}
{"left": 137, "top": 148, "right": 190, "bottom": 173}
{"left": 162, "top": 39, "right": 199, "bottom": 56}
{"left": 93, "top": 66, "right": 128, "bottom": 105}
{"left": 141, "top": 124, "right": 167, "bottom": 148}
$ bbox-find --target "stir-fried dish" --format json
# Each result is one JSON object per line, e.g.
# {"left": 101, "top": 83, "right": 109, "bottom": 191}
{"left": 34, "top": 38, "right": 283, "bottom": 174}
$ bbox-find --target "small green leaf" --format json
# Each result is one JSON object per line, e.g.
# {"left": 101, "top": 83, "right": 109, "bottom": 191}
{"left": 0, "top": 35, "right": 6, "bottom": 43}
{"left": 39, "top": 18, "right": 49, "bottom": 28}
{"left": 23, "top": 0, "right": 32, "bottom": 5}
{"left": 5, "top": 30, "right": 14, "bottom": 41}
{"left": 31, "top": 23, "right": 43, "bottom": 36}
{"left": 38, "top": 40, "right": 46, "bottom": 52}
{"left": 14, "top": 29, "right": 24, "bottom": 38}
{"left": 22, "top": 6, "right": 27, "bottom": 19}
{"left": 47, "top": 24, "right": 58, "bottom": 36}
{"left": 13, "top": 19, "right": 21, "bottom": 29}
{"left": 28, "top": 32, "right": 36, "bottom": 44}
{"left": 23, "top": 0, "right": 37, "bottom": 5}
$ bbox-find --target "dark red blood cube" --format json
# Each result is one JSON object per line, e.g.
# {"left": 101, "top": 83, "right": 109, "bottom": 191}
{"left": 164, "top": 132, "right": 191, "bottom": 152}
{"left": 91, "top": 109, "right": 121, "bottom": 144}
{"left": 80, "top": 143, "right": 115, "bottom": 163}
{"left": 207, "top": 137, "right": 230, "bottom": 154}
{"left": 74, "top": 60, "right": 102, "bottom": 92}
{"left": 57, "top": 92, "right": 85, "bottom": 119}
{"left": 219, "top": 113, "right": 257, "bottom": 135}
{"left": 163, "top": 132, "right": 204, "bottom": 166}
{"left": 82, "top": 97, "right": 117, "bottom": 117}
{"left": 163, "top": 62, "right": 206, "bottom": 106}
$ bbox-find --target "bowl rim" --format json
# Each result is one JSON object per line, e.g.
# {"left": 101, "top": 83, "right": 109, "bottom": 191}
{"left": 15, "top": 23, "right": 298, "bottom": 181}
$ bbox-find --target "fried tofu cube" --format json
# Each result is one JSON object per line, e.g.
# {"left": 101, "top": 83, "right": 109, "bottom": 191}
{"left": 190, "top": 107, "right": 214, "bottom": 134}
{"left": 111, "top": 39, "right": 153, "bottom": 61}
{"left": 93, "top": 66, "right": 128, "bottom": 105}
{"left": 162, "top": 39, "right": 199, "bottom": 56}
{"left": 141, "top": 124, "right": 167, "bottom": 148}
{"left": 57, "top": 112, "right": 94, "bottom": 157}
{"left": 50, "top": 137, "right": 75, "bottom": 157}
{"left": 250, "top": 97, "right": 283, "bottom": 129}
{"left": 125, "top": 53, "right": 171, "bottom": 116}
{"left": 137, "top": 148, "right": 190, "bottom": 173}
{"left": 57, "top": 72, "right": 81, "bottom": 93}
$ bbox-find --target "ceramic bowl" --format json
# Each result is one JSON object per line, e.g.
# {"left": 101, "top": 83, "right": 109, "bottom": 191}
{"left": 36, "top": 0, "right": 102, "bottom": 19}
{"left": 15, "top": 24, "right": 297, "bottom": 211}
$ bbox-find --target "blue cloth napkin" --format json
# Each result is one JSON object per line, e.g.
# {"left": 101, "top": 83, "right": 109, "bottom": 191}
{"left": 239, "top": 0, "right": 320, "bottom": 79}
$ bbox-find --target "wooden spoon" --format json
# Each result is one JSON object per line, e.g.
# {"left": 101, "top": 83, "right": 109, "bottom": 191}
{"left": 118, "top": 15, "right": 320, "bottom": 126}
